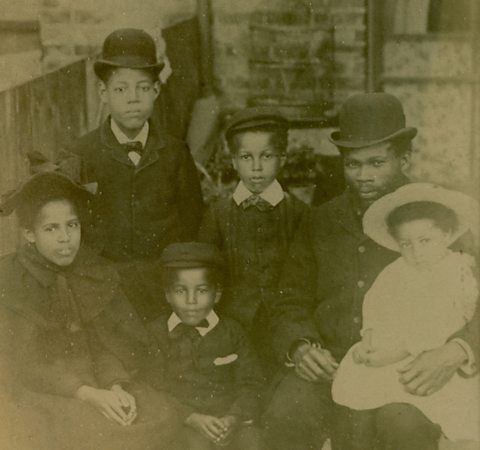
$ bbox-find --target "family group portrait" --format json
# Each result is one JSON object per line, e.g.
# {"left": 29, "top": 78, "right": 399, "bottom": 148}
{"left": 0, "top": 0, "right": 478, "bottom": 449}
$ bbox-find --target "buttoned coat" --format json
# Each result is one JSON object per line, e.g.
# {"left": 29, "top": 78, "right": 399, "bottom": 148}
{"left": 67, "top": 118, "right": 204, "bottom": 261}
{"left": 268, "top": 191, "right": 480, "bottom": 363}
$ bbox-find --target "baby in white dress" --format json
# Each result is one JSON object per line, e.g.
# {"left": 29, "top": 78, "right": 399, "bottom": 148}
{"left": 332, "top": 183, "right": 479, "bottom": 442}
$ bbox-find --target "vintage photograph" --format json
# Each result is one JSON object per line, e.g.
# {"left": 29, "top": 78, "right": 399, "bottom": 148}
{"left": 0, "top": 1, "right": 478, "bottom": 449}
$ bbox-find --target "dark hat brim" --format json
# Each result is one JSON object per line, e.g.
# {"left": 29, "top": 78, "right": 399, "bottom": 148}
{"left": 94, "top": 59, "right": 164, "bottom": 78}
{"left": 329, "top": 127, "right": 417, "bottom": 149}
{"left": 0, "top": 172, "right": 92, "bottom": 217}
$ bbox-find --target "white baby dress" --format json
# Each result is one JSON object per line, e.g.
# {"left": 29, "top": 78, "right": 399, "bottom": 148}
{"left": 332, "top": 251, "right": 479, "bottom": 441}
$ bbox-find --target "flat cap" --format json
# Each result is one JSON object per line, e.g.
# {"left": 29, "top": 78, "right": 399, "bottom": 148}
{"left": 160, "top": 242, "right": 224, "bottom": 268}
{"left": 225, "top": 106, "right": 289, "bottom": 140}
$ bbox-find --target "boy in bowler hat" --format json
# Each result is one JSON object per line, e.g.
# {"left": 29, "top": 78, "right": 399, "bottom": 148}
{"left": 263, "top": 92, "right": 479, "bottom": 450}
{"left": 198, "top": 106, "right": 307, "bottom": 377}
{"left": 66, "top": 28, "right": 204, "bottom": 321}
{"left": 141, "top": 242, "right": 267, "bottom": 450}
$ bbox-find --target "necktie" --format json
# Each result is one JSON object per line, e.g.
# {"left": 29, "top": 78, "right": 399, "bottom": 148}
{"left": 241, "top": 195, "right": 274, "bottom": 212}
{"left": 123, "top": 141, "right": 143, "bottom": 165}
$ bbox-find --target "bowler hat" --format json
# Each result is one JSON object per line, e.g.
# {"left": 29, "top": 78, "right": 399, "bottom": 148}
{"left": 0, "top": 172, "right": 92, "bottom": 217}
{"left": 363, "top": 183, "right": 479, "bottom": 252}
{"left": 94, "top": 28, "right": 164, "bottom": 79}
{"left": 225, "top": 106, "right": 289, "bottom": 140}
{"left": 329, "top": 93, "right": 417, "bottom": 149}
{"left": 160, "top": 242, "right": 224, "bottom": 269}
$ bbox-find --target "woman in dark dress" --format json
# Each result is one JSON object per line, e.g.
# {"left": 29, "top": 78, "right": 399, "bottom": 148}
{"left": 0, "top": 171, "right": 185, "bottom": 449}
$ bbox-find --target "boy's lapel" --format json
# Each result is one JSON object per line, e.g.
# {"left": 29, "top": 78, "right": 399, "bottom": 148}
{"left": 135, "top": 122, "right": 165, "bottom": 172}
{"left": 99, "top": 119, "right": 133, "bottom": 166}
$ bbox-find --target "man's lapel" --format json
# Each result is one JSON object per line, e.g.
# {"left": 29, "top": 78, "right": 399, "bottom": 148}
{"left": 331, "top": 192, "right": 366, "bottom": 240}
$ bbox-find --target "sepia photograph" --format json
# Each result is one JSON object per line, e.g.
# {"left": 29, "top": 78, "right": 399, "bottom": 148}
{"left": 0, "top": 1, "right": 478, "bottom": 449}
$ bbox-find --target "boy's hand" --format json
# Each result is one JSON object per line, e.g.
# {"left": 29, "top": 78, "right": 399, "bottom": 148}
{"left": 217, "top": 415, "right": 240, "bottom": 444}
{"left": 75, "top": 385, "right": 132, "bottom": 426}
{"left": 111, "top": 384, "right": 137, "bottom": 425}
{"left": 185, "top": 412, "right": 228, "bottom": 443}
{"left": 293, "top": 343, "right": 338, "bottom": 382}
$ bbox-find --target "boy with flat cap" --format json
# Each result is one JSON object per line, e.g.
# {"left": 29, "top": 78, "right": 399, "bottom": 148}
{"left": 66, "top": 28, "right": 204, "bottom": 321}
{"left": 141, "top": 242, "right": 267, "bottom": 450}
{"left": 263, "top": 92, "right": 479, "bottom": 450}
{"left": 198, "top": 106, "right": 307, "bottom": 377}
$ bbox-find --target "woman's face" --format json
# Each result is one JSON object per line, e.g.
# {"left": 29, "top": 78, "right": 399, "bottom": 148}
{"left": 23, "top": 200, "right": 81, "bottom": 266}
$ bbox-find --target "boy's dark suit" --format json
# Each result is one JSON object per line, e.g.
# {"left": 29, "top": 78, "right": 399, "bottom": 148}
{"left": 143, "top": 313, "right": 265, "bottom": 420}
{"left": 68, "top": 118, "right": 203, "bottom": 261}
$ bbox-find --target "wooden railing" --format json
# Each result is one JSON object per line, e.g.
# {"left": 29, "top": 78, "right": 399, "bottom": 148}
{"left": 0, "top": 58, "right": 91, "bottom": 256}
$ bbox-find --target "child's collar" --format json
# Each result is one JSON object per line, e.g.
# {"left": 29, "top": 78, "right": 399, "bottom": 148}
{"left": 233, "top": 180, "right": 284, "bottom": 207}
{"left": 167, "top": 310, "right": 219, "bottom": 336}
{"left": 110, "top": 118, "right": 149, "bottom": 148}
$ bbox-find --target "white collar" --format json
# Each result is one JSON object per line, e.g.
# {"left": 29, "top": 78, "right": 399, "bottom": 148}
{"left": 110, "top": 118, "right": 149, "bottom": 148}
{"left": 232, "top": 180, "right": 284, "bottom": 207}
{"left": 167, "top": 310, "right": 219, "bottom": 337}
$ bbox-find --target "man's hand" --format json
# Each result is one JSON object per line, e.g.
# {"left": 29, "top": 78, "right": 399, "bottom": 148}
{"left": 75, "top": 385, "right": 133, "bottom": 426}
{"left": 293, "top": 342, "right": 338, "bottom": 383}
{"left": 185, "top": 412, "right": 228, "bottom": 443}
{"left": 397, "top": 342, "right": 468, "bottom": 396}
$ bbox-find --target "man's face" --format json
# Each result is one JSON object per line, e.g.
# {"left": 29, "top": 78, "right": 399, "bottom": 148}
{"left": 99, "top": 68, "right": 160, "bottom": 139}
{"left": 343, "top": 142, "right": 410, "bottom": 208}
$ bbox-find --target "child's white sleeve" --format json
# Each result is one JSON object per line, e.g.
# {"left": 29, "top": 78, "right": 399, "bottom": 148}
{"left": 456, "top": 255, "right": 478, "bottom": 322}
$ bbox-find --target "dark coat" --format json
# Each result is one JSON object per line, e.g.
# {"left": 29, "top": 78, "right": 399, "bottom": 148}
{"left": 67, "top": 118, "right": 204, "bottom": 261}
{"left": 198, "top": 193, "right": 307, "bottom": 331}
{"left": 268, "top": 191, "right": 480, "bottom": 362}
{"left": 0, "top": 246, "right": 183, "bottom": 449}
{"left": 142, "top": 314, "right": 266, "bottom": 420}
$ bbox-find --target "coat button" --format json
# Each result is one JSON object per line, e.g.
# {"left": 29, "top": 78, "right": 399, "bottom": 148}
{"left": 357, "top": 280, "right": 365, "bottom": 288}
{"left": 353, "top": 316, "right": 361, "bottom": 324}
{"left": 358, "top": 245, "right": 366, "bottom": 253}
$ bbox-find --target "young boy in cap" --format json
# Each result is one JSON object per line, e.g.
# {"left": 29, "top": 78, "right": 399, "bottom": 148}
{"left": 141, "top": 242, "right": 267, "bottom": 450}
{"left": 198, "top": 106, "right": 307, "bottom": 376}
{"left": 66, "top": 28, "right": 204, "bottom": 321}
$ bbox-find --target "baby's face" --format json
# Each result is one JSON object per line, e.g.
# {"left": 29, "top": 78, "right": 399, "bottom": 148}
{"left": 393, "top": 218, "right": 451, "bottom": 268}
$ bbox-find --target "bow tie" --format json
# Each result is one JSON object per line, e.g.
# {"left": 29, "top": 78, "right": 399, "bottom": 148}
{"left": 122, "top": 141, "right": 143, "bottom": 154}
{"left": 241, "top": 195, "right": 274, "bottom": 211}
{"left": 169, "top": 319, "right": 209, "bottom": 339}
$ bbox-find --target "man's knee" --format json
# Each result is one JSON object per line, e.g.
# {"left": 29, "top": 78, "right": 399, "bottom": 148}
{"left": 264, "top": 371, "right": 332, "bottom": 427}
{"left": 376, "top": 403, "right": 441, "bottom": 448}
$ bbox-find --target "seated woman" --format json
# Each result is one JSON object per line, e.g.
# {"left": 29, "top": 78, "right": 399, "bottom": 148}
{"left": 0, "top": 171, "right": 186, "bottom": 449}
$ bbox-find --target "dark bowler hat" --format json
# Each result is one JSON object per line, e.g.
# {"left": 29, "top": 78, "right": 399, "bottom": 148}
{"left": 329, "top": 93, "right": 417, "bottom": 149}
{"left": 160, "top": 242, "right": 224, "bottom": 269}
{"left": 0, "top": 171, "right": 92, "bottom": 217}
{"left": 225, "top": 106, "right": 289, "bottom": 140}
{"left": 94, "top": 28, "right": 164, "bottom": 79}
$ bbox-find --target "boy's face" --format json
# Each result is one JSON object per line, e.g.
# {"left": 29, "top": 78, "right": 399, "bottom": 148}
{"left": 23, "top": 200, "right": 81, "bottom": 267}
{"left": 343, "top": 141, "right": 410, "bottom": 208}
{"left": 99, "top": 68, "right": 160, "bottom": 139}
{"left": 165, "top": 267, "right": 221, "bottom": 326}
{"left": 232, "top": 131, "right": 286, "bottom": 194}
{"left": 393, "top": 218, "right": 451, "bottom": 268}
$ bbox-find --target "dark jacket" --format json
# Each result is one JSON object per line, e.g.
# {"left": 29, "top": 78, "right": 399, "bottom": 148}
{"left": 268, "top": 191, "right": 480, "bottom": 363}
{"left": 198, "top": 193, "right": 307, "bottom": 331}
{"left": 0, "top": 246, "right": 149, "bottom": 397}
{"left": 142, "top": 314, "right": 266, "bottom": 420}
{"left": 67, "top": 118, "right": 204, "bottom": 261}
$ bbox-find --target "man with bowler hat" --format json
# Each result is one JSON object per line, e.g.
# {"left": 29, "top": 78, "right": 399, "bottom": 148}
{"left": 67, "top": 28, "right": 204, "bottom": 322}
{"left": 263, "top": 93, "right": 479, "bottom": 450}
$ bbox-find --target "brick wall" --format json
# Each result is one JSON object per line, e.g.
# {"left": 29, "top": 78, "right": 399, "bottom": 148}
{"left": 38, "top": 0, "right": 196, "bottom": 72}
{"left": 212, "top": 0, "right": 367, "bottom": 116}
